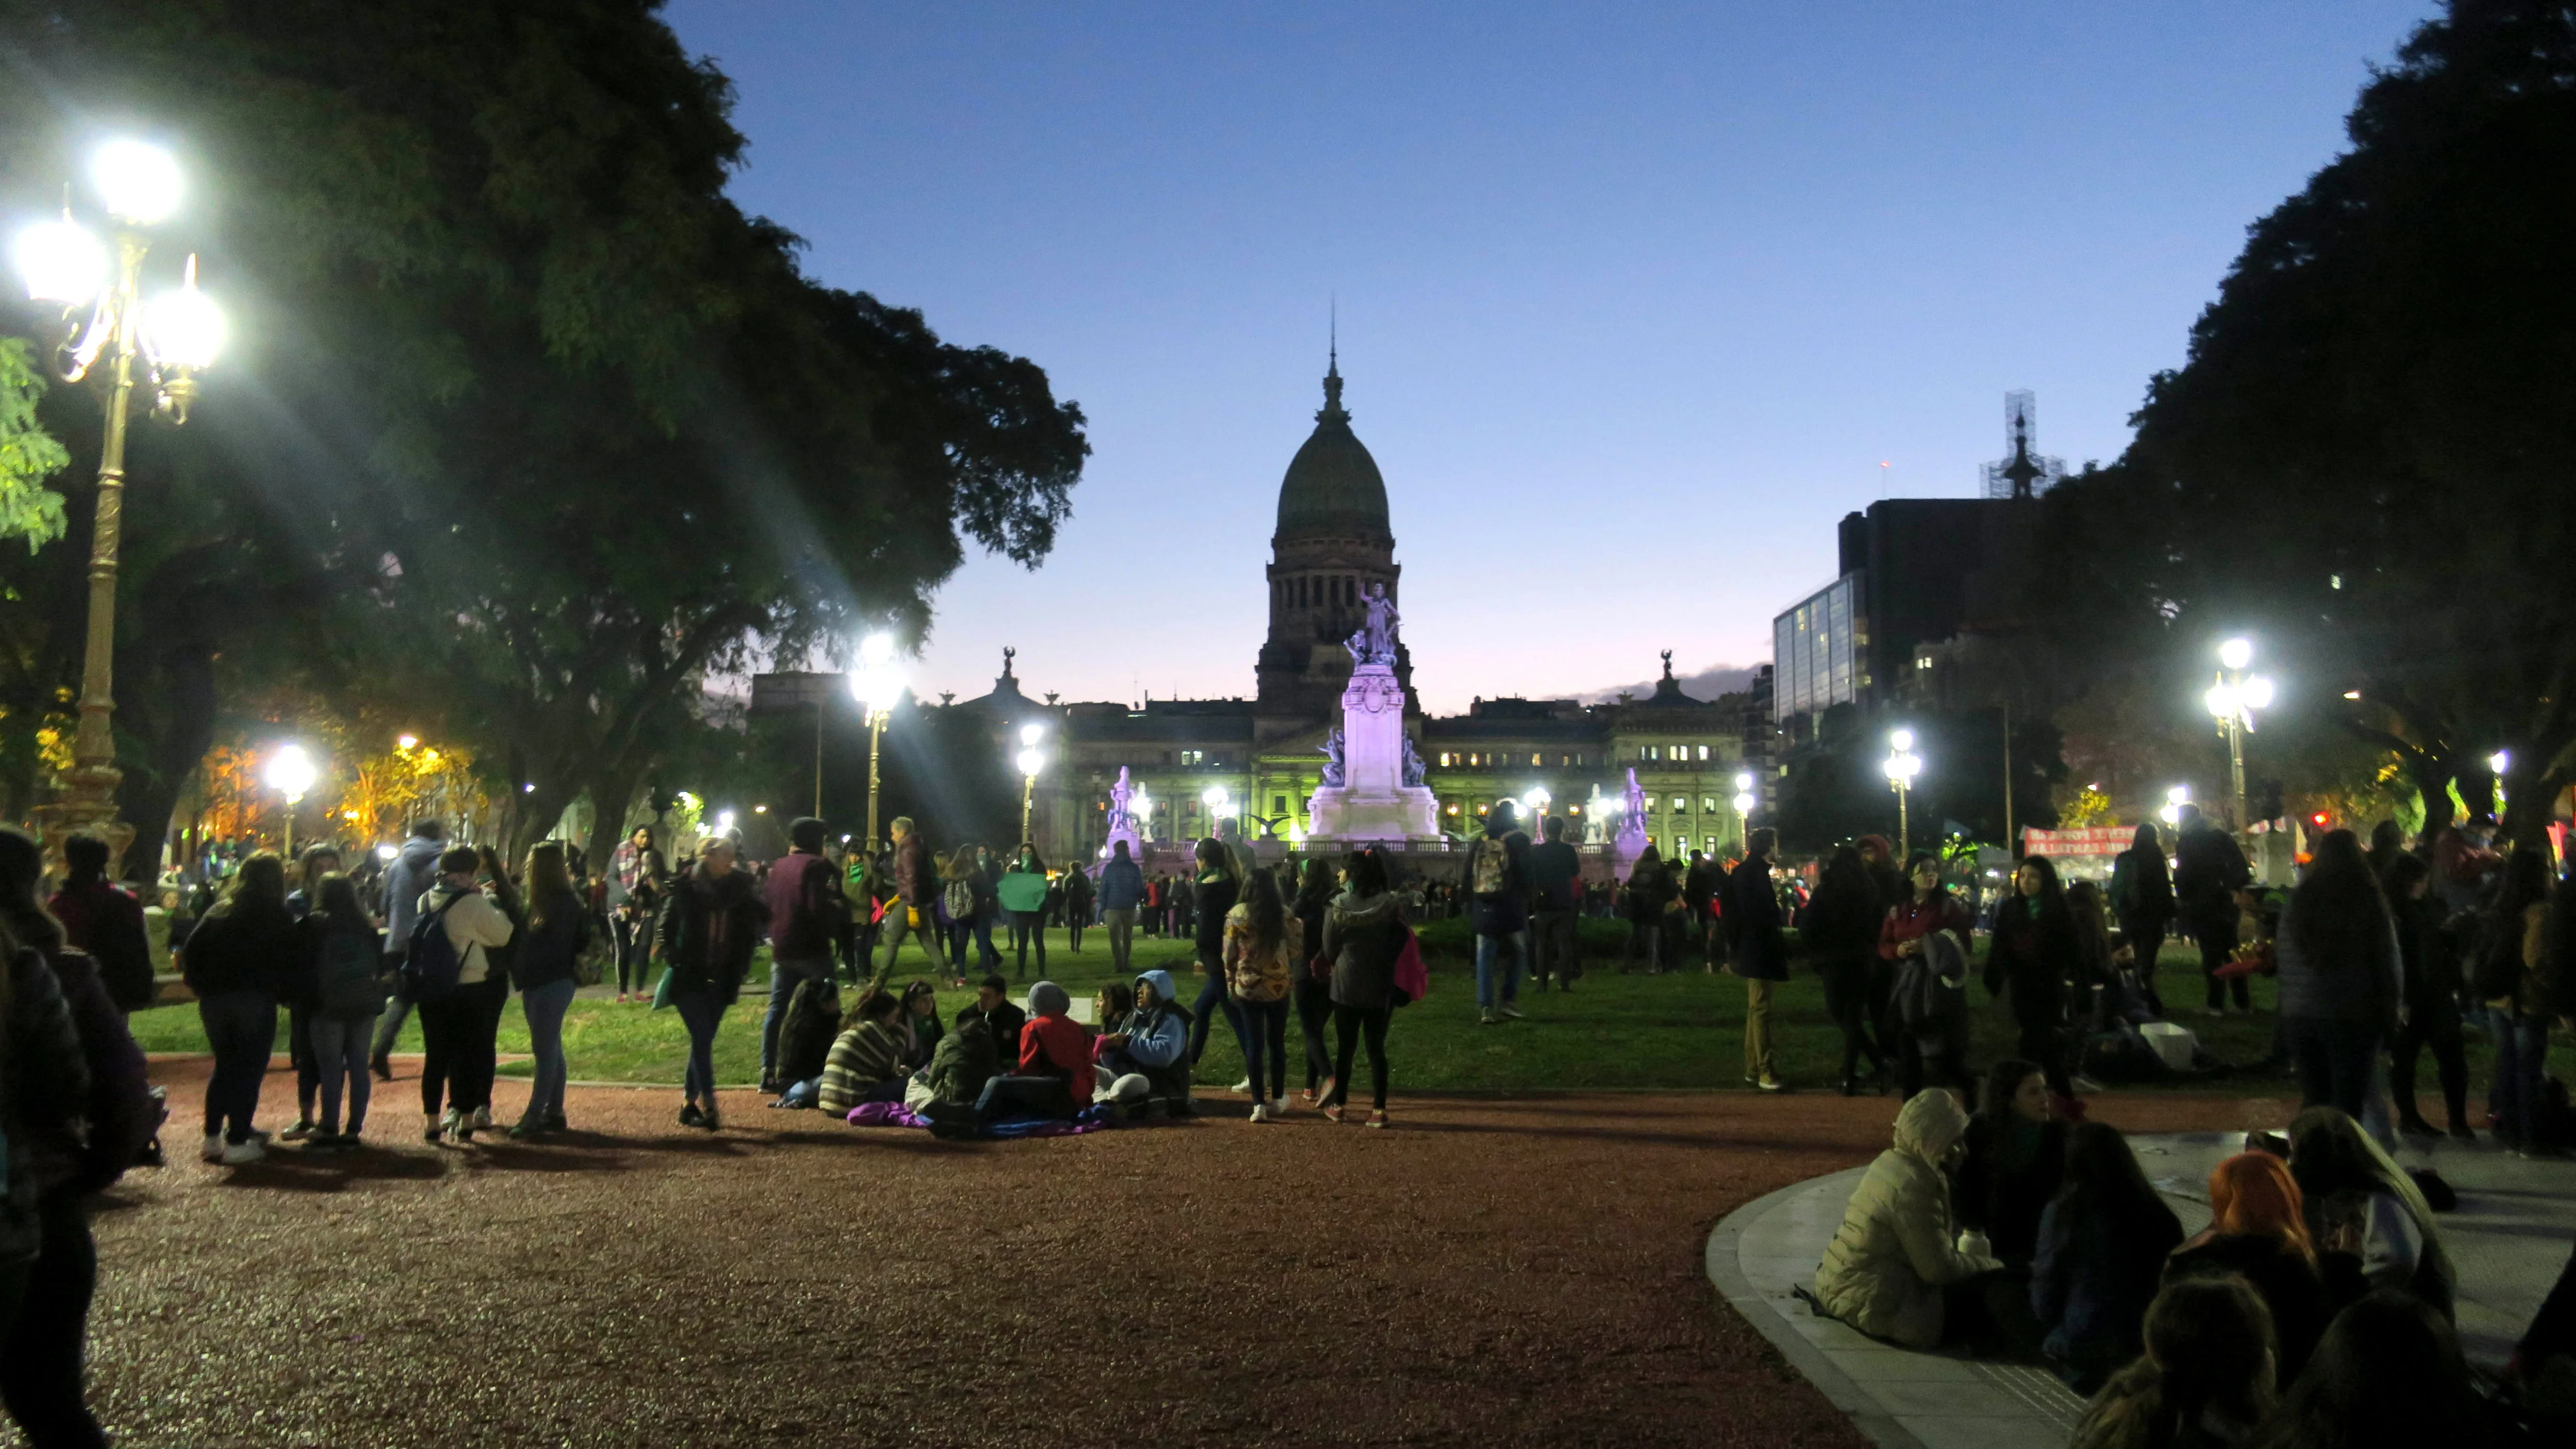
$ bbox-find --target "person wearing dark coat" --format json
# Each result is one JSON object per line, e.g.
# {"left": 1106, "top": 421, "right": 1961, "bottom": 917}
{"left": 1621, "top": 845, "right": 1671, "bottom": 974}
{"left": 1184, "top": 838, "right": 1243, "bottom": 1069}
{"left": 2275, "top": 830, "right": 2402, "bottom": 1123}
{"left": 2107, "top": 822, "right": 2176, "bottom": 1010}
{"left": 177, "top": 852, "right": 299, "bottom": 1161}
{"left": 1956, "top": 1058, "right": 2067, "bottom": 1267}
{"left": 2162, "top": 1150, "right": 2366, "bottom": 1383}
{"left": 657, "top": 838, "right": 771, "bottom": 1132}
{"left": 1985, "top": 855, "right": 2079, "bottom": 1099}
{"left": 1318, "top": 849, "right": 1406, "bottom": 1126}
{"left": 1802, "top": 845, "right": 1887, "bottom": 1094}
{"left": 2171, "top": 804, "right": 2253, "bottom": 1013}
{"left": 2029, "top": 1122, "right": 2183, "bottom": 1393}
{"left": 1526, "top": 816, "right": 1584, "bottom": 992}
{"left": 1466, "top": 802, "right": 1533, "bottom": 1024}
{"left": 1728, "top": 828, "right": 1789, "bottom": 1091}
{"left": 2376, "top": 854, "right": 2466, "bottom": 1138}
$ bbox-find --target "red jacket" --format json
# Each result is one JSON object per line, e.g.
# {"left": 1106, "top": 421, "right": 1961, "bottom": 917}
{"left": 1879, "top": 891, "right": 1974, "bottom": 961}
{"left": 1020, "top": 1013, "right": 1095, "bottom": 1105}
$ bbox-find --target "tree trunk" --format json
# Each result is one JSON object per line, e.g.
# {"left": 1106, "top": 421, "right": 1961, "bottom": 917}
{"left": 116, "top": 643, "right": 218, "bottom": 883}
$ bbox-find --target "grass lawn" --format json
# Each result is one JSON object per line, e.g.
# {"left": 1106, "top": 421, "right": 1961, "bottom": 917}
{"left": 126, "top": 922, "right": 2574, "bottom": 1095}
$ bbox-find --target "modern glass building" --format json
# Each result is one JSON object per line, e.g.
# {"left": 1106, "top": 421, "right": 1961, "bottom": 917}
{"left": 1772, "top": 574, "right": 1859, "bottom": 726}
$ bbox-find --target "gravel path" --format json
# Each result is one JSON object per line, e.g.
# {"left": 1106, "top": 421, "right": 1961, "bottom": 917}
{"left": 71, "top": 1061, "right": 2259, "bottom": 1448}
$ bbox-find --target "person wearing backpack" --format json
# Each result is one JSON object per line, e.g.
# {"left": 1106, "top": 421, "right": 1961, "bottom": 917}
{"left": 507, "top": 842, "right": 589, "bottom": 1139}
{"left": 176, "top": 852, "right": 297, "bottom": 1164}
{"left": 655, "top": 835, "right": 769, "bottom": 1131}
{"left": 370, "top": 818, "right": 449, "bottom": 1081}
{"left": 1465, "top": 800, "right": 1533, "bottom": 1026}
{"left": 296, "top": 873, "right": 386, "bottom": 1149}
{"left": 44, "top": 833, "right": 156, "bottom": 1016}
{"left": 412, "top": 845, "right": 517, "bottom": 1146}
{"left": 1223, "top": 867, "right": 1303, "bottom": 1121}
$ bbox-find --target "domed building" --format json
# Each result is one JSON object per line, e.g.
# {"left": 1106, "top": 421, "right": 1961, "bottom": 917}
{"left": 1254, "top": 352, "right": 1414, "bottom": 727}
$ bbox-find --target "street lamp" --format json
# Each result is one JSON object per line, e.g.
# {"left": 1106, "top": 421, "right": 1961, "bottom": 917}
{"left": 18, "top": 139, "right": 228, "bottom": 871}
{"left": 264, "top": 744, "right": 318, "bottom": 857}
{"left": 1202, "top": 784, "right": 1230, "bottom": 840}
{"left": 1520, "top": 787, "right": 1551, "bottom": 830}
{"left": 2204, "top": 637, "right": 2274, "bottom": 829}
{"left": 1016, "top": 723, "right": 1047, "bottom": 844}
{"left": 1731, "top": 770, "right": 1757, "bottom": 840}
{"left": 2159, "top": 785, "right": 2191, "bottom": 827}
{"left": 1882, "top": 728, "right": 1923, "bottom": 857}
{"left": 849, "top": 632, "right": 904, "bottom": 847}
{"left": 1132, "top": 790, "right": 1154, "bottom": 844}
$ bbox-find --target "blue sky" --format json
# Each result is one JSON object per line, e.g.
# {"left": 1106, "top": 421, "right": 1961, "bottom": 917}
{"left": 665, "top": 0, "right": 2435, "bottom": 714}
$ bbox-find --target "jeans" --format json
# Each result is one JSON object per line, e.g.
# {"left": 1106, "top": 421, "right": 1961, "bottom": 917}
{"left": 1328, "top": 1003, "right": 1391, "bottom": 1112}
{"left": 1103, "top": 908, "right": 1137, "bottom": 975}
{"left": 306, "top": 1014, "right": 378, "bottom": 1134}
{"left": 674, "top": 990, "right": 725, "bottom": 1107}
{"left": 1190, "top": 948, "right": 1241, "bottom": 1066}
{"left": 974, "top": 1073, "right": 1073, "bottom": 1122}
{"left": 878, "top": 907, "right": 944, "bottom": 978}
{"left": 2283, "top": 1016, "right": 2381, "bottom": 1121}
{"left": 762, "top": 956, "right": 831, "bottom": 1077}
{"left": 196, "top": 990, "right": 275, "bottom": 1145}
{"left": 519, "top": 977, "right": 577, "bottom": 1126}
{"left": 1743, "top": 979, "right": 1777, "bottom": 1082}
{"left": 0, "top": 1199, "right": 107, "bottom": 1448}
{"left": 1531, "top": 909, "right": 1579, "bottom": 987}
{"left": 1009, "top": 911, "right": 1046, "bottom": 976}
{"left": 1474, "top": 930, "right": 1527, "bottom": 1012}
{"left": 971, "top": 913, "right": 1001, "bottom": 971}
{"left": 2489, "top": 1008, "right": 2550, "bottom": 1146}
{"left": 1235, "top": 997, "right": 1290, "bottom": 1103}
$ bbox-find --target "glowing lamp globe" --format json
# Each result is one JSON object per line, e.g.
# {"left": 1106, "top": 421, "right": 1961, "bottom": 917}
{"left": 146, "top": 263, "right": 225, "bottom": 367}
{"left": 12, "top": 217, "right": 106, "bottom": 304}
{"left": 1016, "top": 747, "right": 1044, "bottom": 777}
{"left": 93, "top": 140, "right": 184, "bottom": 225}
{"left": 264, "top": 744, "right": 318, "bottom": 802}
{"left": 2218, "top": 638, "right": 2255, "bottom": 671}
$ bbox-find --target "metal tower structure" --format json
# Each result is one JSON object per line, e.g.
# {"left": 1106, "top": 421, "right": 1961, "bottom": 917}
{"left": 1980, "top": 389, "right": 2065, "bottom": 500}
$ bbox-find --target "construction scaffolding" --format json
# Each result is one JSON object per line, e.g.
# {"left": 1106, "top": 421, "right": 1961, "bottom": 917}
{"left": 1980, "top": 389, "right": 2065, "bottom": 500}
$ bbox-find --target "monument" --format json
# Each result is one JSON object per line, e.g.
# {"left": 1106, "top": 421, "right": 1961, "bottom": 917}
{"left": 1099, "top": 765, "right": 1145, "bottom": 864}
{"left": 1613, "top": 767, "right": 1650, "bottom": 877}
{"left": 1303, "top": 583, "right": 1440, "bottom": 845}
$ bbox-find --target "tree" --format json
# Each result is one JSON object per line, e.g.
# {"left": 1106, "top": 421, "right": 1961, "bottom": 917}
{"left": 0, "top": 338, "right": 67, "bottom": 551}
{"left": 1, "top": 1, "right": 1086, "bottom": 872}
{"left": 2039, "top": 0, "right": 2576, "bottom": 847}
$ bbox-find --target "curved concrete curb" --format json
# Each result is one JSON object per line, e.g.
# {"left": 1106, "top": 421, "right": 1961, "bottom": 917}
{"left": 1707, "top": 1170, "right": 1926, "bottom": 1449}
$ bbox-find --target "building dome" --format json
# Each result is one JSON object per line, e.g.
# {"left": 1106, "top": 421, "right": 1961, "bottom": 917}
{"left": 1275, "top": 359, "right": 1391, "bottom": 542}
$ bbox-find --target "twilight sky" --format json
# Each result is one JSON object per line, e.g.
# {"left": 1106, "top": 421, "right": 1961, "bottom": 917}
{"left": 664, "top": 0, "right": 2433, "bottom": 715}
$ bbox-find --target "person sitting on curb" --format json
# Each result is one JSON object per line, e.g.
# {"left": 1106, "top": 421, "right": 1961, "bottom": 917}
{"left": 807, "top": 991, "right": 908, "bottom": 1113}
{"left": 1810, "top": 1088, "right": 2013, "bottom": 1350}
{"left": 1097, "top": 968, "right": 1195, "bottom": 1114}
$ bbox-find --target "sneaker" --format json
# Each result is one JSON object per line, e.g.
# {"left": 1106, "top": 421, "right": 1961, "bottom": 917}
{"left": 200, "top": 1133, "right": 225, "bottom": 1163}
{"left": 219, "top": 1138, "right": 266, "bottom": 1166}
{"left": 1324, "top": 1104, "right": 1346, "bottom": 1123}
{"left": 679, "top": 1103, "right": 707, "bottom": 1129}
{"left": 1230, "top": 1078, "right": 1253, "bottom": 1094}
{"left": 1247, "top": 1103, "right": 1272, "bottom": 1123}
{"left": 1479, "top": 1009, "right": 1497, "bottom": 1025}
{"left": 545, "top": 1112, "right": 569, "bottom": 1133}
{"left": 1366, "top": 1111, "right": 1389, "bottom": 1129}
{"left": 506, "top": 1120, "right": 546, "bottom": 1140}
{"left": 1755, "top": 1075, "right": 1786, "bottom": 1093}
{"left": 469, "top": 1105, "right": 493, "bottom": 1132}
{"left": 279, "top": 1118, "right": 314, "bottom": 1143}
{"left": 438, "top": 1108, "right": 465, "bottom": 1146}
{"left": 1499, "top": 1005, "right": 1524, "bottom": 1021}
{"left": 700, "top": 1109, "right": 721, "bottom": 1133}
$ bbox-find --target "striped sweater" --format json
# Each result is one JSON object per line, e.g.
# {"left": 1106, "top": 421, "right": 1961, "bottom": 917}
{"left": 818, "top": 1020, "right": 907, "bottom": 1113}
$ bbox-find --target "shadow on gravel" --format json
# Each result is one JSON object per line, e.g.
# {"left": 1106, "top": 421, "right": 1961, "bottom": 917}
{"left": 212, "top": 1148, "right": 448, "bottom": 1192}
{"left": 1389, "top": 1119, "right": 1843, "bottom": 1152}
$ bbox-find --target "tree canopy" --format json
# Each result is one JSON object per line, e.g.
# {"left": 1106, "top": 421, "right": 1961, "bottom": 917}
{"left": 0, "top": 0, "right": 1087, "bottom": 870}
{"left": 2038, "top": 0, "right": 2576, "bottom": 846}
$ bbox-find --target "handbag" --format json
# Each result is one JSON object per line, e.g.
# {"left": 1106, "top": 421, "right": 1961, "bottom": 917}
{"left": 651, "top": 964, "right": 675, "bottom": 1011}
{"left": 1390, "top": 923, "right": 1428, "bottom": 1007}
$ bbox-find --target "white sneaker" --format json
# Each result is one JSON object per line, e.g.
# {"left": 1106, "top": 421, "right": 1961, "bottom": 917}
{"left": 219, "top": 1138, "right": 266, "bottom": 1166}
{"left": 1230, "top": 1078, "right": 1253, "bottom": 1094}
{"left": 469, "top": 1106, "right": 493, "bottom": 1131}
{"left": 439, "top": 1108, "right": 465, "bottom": 1146}
{"left": 1248, "top": 1103, "right": 1272, "bottom": 1123}
{"left": 278, "top": 1119, "right": 313, "bottom": 1143}
{"left": 200, "top": 1133, "right": 225, "bottom": 1163}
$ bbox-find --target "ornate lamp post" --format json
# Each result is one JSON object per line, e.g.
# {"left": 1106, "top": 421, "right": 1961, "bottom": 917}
{"left": 2204, "top": 637, "right": 2275, "bottom": 829}
{"left": 1731, "top": 770, "right": 1757, "bottom": 849}
{"left": 1015, "top": 723, "right": 1047, "bottom": 844}
{"left": 264, "top": 744, "right": 318, "bottom": 857}
{"left": 15, "top": 139, "right": 227, "bottom": 871}
{"left": 1883, "top": 728, "right": 1923, "bottom": 857}
{"left": 849, "top": 632, "right": 904, "bottom": 848}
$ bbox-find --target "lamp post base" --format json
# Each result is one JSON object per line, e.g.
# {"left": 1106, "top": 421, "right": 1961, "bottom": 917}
{"left": 35, "top": 762, "right": 135, "bottom": 878}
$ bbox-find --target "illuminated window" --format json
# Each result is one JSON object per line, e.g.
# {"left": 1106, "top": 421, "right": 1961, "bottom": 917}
{"left": 1671, "top": 797, "right": 1686, "bottom": 812}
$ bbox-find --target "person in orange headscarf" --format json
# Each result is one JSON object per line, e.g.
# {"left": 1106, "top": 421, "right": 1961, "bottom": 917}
{"left": 2161, "top": 1151, "right": 2364, "bottom": 1380}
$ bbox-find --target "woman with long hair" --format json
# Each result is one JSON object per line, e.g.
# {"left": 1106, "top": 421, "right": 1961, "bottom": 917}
{"left": 1186, "top": 837, "right": 1243, "bottom": 1073}
{"left": 656, "top": 836, "right": 768, "bottom": 1131}
{"left": 1622, "top": 842, "right": 1667, "bottom": 974}
{"left": 1955, "top": 1057, "right": 2065, "bottom": 1266}
{"left": 998, "top": 843, "right": 1049, "bottom": 980}
{"left": 1292, "top": 858, "right": 1338, "bottom": 1104}
{"left": 2378, "top": 853, "right": 2470, "bottom": 1139}
{"left": 1223, "top": 866, "right": 1302, "bottom": 1121}
{"left": 2165, "top": 1151, "right": 2352, "bottom": 1380}
{"left": 1882, "top": 849, "right": 1976, "bottom": 1099}
{"left": 297, "top": 873, "right": 386, "bottom": 1148}
{"left": 2287, "top": 1105, "right": 2455, "bottom": 1320}
{"left": 2069, "top": 1276, "right": 2277, "bottom": 1449}
{"left": 2275, "top": 829, "right": 2400, "bottom": 1122}
{"left": 1984, "top": 854, "right": 2078, "bottom": 1098}
{"left": 415, "top": 846, "right": 517, "bottom": 1145}
{"left": 1318, "top": 848, "right": 1404, "bottom": 1126}
{"left": 2479, "top": 847, "right": 2556, "bottom": 1153}
{"left": 938, "top": 845, "right": 980, "bottom": 988}
{"left": 2108, "top": 821, "right": 2174, "bottom": 1014}
{"left": 176, "top": 851, "right": 296, "bottom": 1163}
{"left": 1802, "top": 844, "right": 1886, "bottom": 1095}
{"left": 2029, "top": 1121, "right": 2184, "bottom": 1391}
{"left": 507, "top": 842, "right": 588, "bottom": 1138}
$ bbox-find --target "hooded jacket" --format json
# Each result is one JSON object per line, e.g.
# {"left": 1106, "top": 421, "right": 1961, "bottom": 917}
{"left": 381, "top": 834, "right": 447, "bottom": 952}
{"left": 657, "top": 864, "right": 769, "bottom": 1004}
{"left": 1104, "top": 968, "right": 1195, "bottom": 1101}
{"left": 923, "top": 1023, "right": 998, "bottom": 1105}
{"left": 1016, "top": 980, "right": 1094, "bottom": 1105}
{"left": 1321, "top": 891, "right": 1406, "bottom": 1010}
{"left": 1814, "top": 1089, "right": 2001, "bottom": 1348}
{"left": 422, "top": 881, "right": 516, "bottom": 987}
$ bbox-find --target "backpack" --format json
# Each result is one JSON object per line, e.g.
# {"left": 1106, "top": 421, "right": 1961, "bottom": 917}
{"left": 2108, "top": 853, "right": 2139, "bottom": 920}
{"left": 88, "top": 891, "right": 157, "bottom": 1013}
{"left": 777, "top": 976, "right": 844, "bottom": 1085}
{"left": 943, "top": 877, "right": 976, "bottom": 922}
{"left": 1469, "top": 838, "right": 1513, "bottom": 897}
{"left": 316, "top": 926, "right": 386, "bottom": 1018}
{"left": 400, "top": 894, "right": 467, "bottom": 1001}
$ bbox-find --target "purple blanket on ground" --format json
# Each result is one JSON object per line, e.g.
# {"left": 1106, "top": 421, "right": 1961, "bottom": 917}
{"left": 842, "top": 1101, "right": 1134, "bottom": 1139}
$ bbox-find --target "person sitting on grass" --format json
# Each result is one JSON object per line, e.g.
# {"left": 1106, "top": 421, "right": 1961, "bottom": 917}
{"left": 812, "top": 991, "right": 909, "bottom": 1113}
{"left": 2069, "top": 1275, "right": 2278, "bottom": 1449}
{"left": 974, "top": 974, "right": 1026, "bottom": 1067}
{"left": 1096, "top": 968, "right": 1193, "bottom": 1114}
{"left": 1811, "top": 1088, "right": 2012, "bottom": 1350}
{"left": 972, "top": 979, "right": 1093, "bottom": 1122}
{"left": 919, "top": 1005, "right": 998, "bottom": 1109}
{"left": 2030, "top": 1121, "right": 2184, "bottom": 1393}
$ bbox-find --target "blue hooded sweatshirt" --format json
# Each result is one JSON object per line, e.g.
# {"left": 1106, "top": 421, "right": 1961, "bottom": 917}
{"left": 1120, "top": 969, "right": 1190, "bottom": 1069}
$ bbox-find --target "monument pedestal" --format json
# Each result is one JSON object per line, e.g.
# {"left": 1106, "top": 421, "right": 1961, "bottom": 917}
{"left": 1304, "top": 660, "right": 1442, "bottom": 847}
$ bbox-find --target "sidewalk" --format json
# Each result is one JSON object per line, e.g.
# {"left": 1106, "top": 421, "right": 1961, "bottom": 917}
{"left": 1709, "top": 1131, "right": 2576, "bottom": 1449}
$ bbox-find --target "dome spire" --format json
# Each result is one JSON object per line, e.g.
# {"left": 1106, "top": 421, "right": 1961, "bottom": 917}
{"left": 1318, "top": 301, "right": 1347, "bottom": 422}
